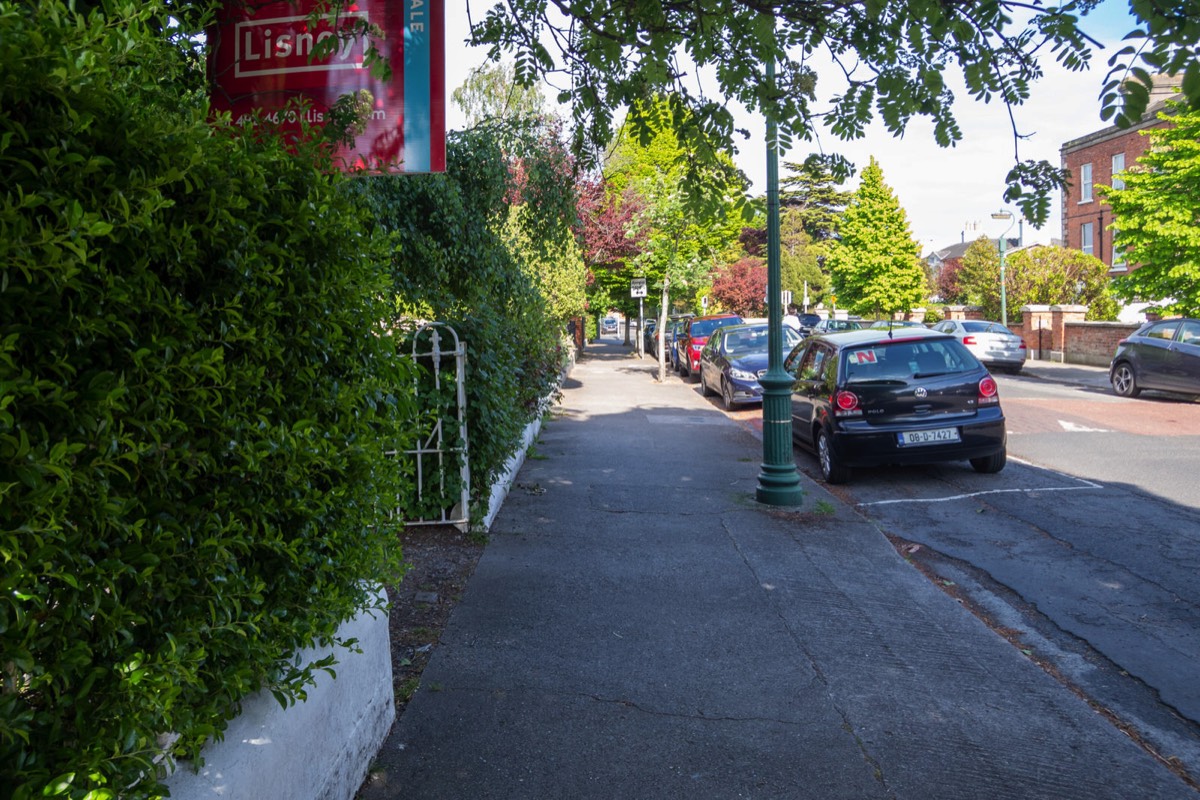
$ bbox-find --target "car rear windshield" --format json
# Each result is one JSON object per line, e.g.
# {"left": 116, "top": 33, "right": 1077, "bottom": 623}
{"left": 961, "top": 321, "right": 1014, "bottom": 334}
{"left": 843, "top": 339, "right": 979, "bottom": 383}
{"left": 690, "top": 317, "right": 741, "bottom": 337}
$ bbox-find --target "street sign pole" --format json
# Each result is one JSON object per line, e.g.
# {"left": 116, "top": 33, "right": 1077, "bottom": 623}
{"left": 756, "top": 56, "right": 804, "bottom": 507}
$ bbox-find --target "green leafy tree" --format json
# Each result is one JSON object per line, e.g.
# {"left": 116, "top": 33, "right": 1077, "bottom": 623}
{"left": 781, "top": 154, "right": 852, "bottom": 242}
{"left": 957, "top": 237, "right": 1003, "bottom": 317}
{"left": 597, "top": 100, "right": 747, "bottom": 317}
{"left": 957, "top": 240, "right": 1117, "bottom": 322}
{"left": 827, "top": 158, "right": 925, "bottom": 317}
{"left": 452, "top": 60, "right": 549, "bottom": 126}
{"left": 779, "top": 211, "right": 829, "bottom": 310}
{"left": 1098, "top": 103, "right": 1200, "bottom": 316}
{"left": 468, "top": 1, "right": 1200, "bottom": 225}
{"left": 1006, "top": 246, "right": 1119, "bottom": 321}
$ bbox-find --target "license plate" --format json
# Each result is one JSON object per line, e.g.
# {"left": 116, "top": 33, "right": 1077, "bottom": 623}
{"left": 898, "top": 427, "right": 960, "bottom": 446}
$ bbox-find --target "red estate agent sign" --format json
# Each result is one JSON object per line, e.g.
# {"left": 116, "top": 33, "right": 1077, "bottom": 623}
{"left": 208, "top": 0, "right": 445, "bottom": 173}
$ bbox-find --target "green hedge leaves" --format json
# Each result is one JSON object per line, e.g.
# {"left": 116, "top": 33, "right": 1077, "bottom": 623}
{"left": 1, "top": 3, "right": 414, "bottom": 797}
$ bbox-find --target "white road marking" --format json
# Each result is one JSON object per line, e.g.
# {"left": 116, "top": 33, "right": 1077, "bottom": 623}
{"left": 855, "top": 456, "right": 1102, "bottom": 507}
{"left": 1059, "top": 420, "right": 1111, "bottom": 432}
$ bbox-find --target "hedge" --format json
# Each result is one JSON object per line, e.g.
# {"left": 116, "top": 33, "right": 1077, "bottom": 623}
{"left": 0, "top": 3, "right": 415, "bottom": 798}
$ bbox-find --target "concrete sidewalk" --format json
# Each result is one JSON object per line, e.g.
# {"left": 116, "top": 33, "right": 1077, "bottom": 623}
{"left": 363, "top": 339, "right": 1190, "bottom": 799}
{"left": 1019, "top": 358, "right": 1113, "bottom": 391}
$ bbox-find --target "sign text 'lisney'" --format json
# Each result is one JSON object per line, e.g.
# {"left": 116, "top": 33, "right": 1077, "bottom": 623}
{"left": 235, "top": 12, "right": 368, "bottom": 78}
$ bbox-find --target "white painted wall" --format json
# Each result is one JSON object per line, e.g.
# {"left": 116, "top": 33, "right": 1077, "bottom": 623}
{"left": 163, "top": 595, "right": 394, "bottom": 800}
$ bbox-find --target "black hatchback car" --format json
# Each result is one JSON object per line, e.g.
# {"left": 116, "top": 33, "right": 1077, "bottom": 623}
{"left": 1109, "top": 317, "right": 1200, "bottom": 398}
{"left": 784, "top": 328, "right": 1007, "bottom": 483}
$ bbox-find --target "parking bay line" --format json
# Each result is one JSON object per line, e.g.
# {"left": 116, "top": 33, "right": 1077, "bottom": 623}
{"left": 856, "top": 457, "right": 1102, "bottom": 508}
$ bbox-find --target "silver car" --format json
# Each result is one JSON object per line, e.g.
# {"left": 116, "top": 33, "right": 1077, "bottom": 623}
{"left": 932, "top": 320, "right": 1027, "bottom": 373}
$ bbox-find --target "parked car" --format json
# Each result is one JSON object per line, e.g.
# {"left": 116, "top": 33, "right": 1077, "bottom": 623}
{"left": 1109, "top": 317, "right": 1200, "bottom": 398}
{"left": 666, "top": 314, "right": 695, "bottom": 371}
{"left": 641, "top": 319, "right": 658, "bottom": 355}
{"left": 784, "top": 328, "right": 1007, "bottom": 484}
{"left": 677, "top": 313, "right": 743, "bottom": 379}
{"left": 932, "top": 319, "right": 1027, "bottom": 373}
{"left": 808, "top": 318, "right": 864, "bottom": 336}
{"left": 698, "top": 322, "right": 802, "bottom": 409}
{"left": 601, "top": 316, "right": 619, "bottom": 335}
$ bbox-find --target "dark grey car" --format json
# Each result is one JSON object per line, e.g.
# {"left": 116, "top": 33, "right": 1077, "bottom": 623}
{"left": 1109, "top": 317, "right": 1200, "bottom": 398}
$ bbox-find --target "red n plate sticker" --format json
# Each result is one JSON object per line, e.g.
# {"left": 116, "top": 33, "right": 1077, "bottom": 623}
{"left": 851, "top": 350, "right": 877, "bottom": 364}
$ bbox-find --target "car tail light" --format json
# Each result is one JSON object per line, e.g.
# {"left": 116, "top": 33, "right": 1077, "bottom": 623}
{"left": 1019, "top": 339, "right": 1027, "bottom": 351}
{"left": 834, "top": 390, "right": 860, "bottom": 415}
{"left": 978, "top": 376, "right": 999, "bottom": 405}
{"left": 962, "top": 335, "right": 977, "bottom": 345}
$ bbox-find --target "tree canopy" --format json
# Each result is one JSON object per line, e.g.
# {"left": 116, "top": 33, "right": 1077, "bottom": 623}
{"left": 1099, "top": 102, "right": 1200, "bottom": 316}
{"left": 954, "top": 240, "right": 1116, "bottom": 321}
{"left": 827, "top": 158, "right": 926, "bottom": 317}
{"left": 468, "top": 0, "right": 1200, "bottom": 226}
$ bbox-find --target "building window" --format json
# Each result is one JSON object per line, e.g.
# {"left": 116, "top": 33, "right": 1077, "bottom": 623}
{"left": 1080, "top": 162, "right": 1093, "bottom": 202}
{"left": 1111, "top": 153, "right": 1125, "bottom": 191}
{"left": 1081, "top": 222, "right": 1094, "bottom": 256}
{"left": 1111, "top": 228, "right": 1127, "bottom": 271}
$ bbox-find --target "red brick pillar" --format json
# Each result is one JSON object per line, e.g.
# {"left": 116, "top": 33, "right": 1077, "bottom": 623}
{"left": 1021, "top": 305, "right": 1051, "bottom": 360}
{"left": 1049, "top": 305, "right": 1086, "bottom": 362}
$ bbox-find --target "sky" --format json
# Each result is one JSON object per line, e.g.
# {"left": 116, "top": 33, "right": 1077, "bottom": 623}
{"left": 443, "top": 2, "right": 1140, "bottom": 254}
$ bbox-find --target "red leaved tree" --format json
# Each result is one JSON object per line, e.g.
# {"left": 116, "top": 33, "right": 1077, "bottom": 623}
{"left": 711, "top": 257, "right": 767, "bottom": 316}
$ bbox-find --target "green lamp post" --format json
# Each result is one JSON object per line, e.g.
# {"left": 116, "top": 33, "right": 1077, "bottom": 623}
{"left": 755, "top": 57, "right": 804, "bottom": 507}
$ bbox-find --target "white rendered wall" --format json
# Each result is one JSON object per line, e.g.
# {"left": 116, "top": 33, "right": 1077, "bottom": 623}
{"left": 163, "top": 596, "right": 394, "bottom": 800}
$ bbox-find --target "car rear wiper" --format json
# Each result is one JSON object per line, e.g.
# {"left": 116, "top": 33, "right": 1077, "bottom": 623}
{"left": 845, "top": 378, "right": 908, "bottom": 385}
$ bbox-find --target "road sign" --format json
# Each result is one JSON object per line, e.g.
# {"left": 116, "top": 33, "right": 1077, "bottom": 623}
{"left": 630, "top": 278, "right": 647, "bottom": 298}
{"left": 781, "top": 290, "right": 793, "bottom": 307}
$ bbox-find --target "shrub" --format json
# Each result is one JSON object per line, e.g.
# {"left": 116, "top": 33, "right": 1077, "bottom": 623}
{"left": 348, "top": 127, "right": 568, "bottom": 513}
{"left": 0, "top": 3, "right": 413, "bottom": 797}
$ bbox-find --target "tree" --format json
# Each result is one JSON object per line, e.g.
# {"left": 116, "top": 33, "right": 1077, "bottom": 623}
{"left": 956, "top": 237, "right": 1003, "bottom": 318}
{"left": 1006, "top": 246, "right": 1118, "bottom": 321}
{"left": 452, "top": 60, "right": 549, "bottom": 126}
{"left": 468, "top": 1, "right": 1200, "bottom": 226}
{"left": 936, "top": 257, "right": 969, "bottom": 305}
{"left": 827, "top": 158, "right": 925, "bottom": 317}
{"left": 1098, "top": 103, "right": 1200, "bottom": 316}
{"left": 595, "top": 99, "right": 748, "bottom": 317}
{"left": 955, "top": 241, "right": 1116, "bottom": 322}
{"left": 711, "top": 257, "right": 767, "bottom": 316}
{"left": 779, "top": 211, "right": 829, "bottom": 310}
{"left": 781, "top": 154, "right": 852, "bottom": 243}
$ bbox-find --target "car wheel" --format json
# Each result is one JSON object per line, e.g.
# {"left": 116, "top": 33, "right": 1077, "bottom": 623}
{"left": 721, "top": 380, "right": 736, "bottom": 410}
{"left": 1111, "top": 362, "right": 1141, "bottom": 397}
{"left": 970, "top": 447, "right": 1007, "bottom": 474}
{"left": 816, "top": 428, "right": 851, "bottom": 484}
{"left": 700, "top": 368, "right": 715, "bottom": 396}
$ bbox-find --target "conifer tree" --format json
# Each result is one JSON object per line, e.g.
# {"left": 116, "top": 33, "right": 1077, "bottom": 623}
{"left": 827, "top": 157, "right": 926, "bottom": 318}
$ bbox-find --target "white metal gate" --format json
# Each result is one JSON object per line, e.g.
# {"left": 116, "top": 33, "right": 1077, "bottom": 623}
{"left": 400, "top": 322, "right": 470, "bottom": 532}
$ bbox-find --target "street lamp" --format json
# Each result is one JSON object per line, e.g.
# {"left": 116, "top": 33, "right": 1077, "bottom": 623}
{"left": 755, "top": 56, "right": 804, "bottom": 507}
{"left": 990, "top": 209, "right": 1016, "bottom": 326}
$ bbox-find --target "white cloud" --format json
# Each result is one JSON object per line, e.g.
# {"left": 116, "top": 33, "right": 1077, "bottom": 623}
{"left": 444, "top": 3, "right": 1139, "bottom": 252}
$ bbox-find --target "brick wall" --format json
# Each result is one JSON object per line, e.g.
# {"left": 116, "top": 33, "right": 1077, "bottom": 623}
{"left": 1064, "top": 321, "right": 1140, "bottom": 366}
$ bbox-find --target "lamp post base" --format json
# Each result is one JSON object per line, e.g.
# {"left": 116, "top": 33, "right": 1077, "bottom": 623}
{"left": 755, "top": 372, "right": 804, "bottom": 507}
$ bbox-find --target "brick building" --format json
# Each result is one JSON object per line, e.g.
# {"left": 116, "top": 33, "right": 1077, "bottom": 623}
{"left": 1059, "top": 75, "right": 1182, "bottom": 273}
